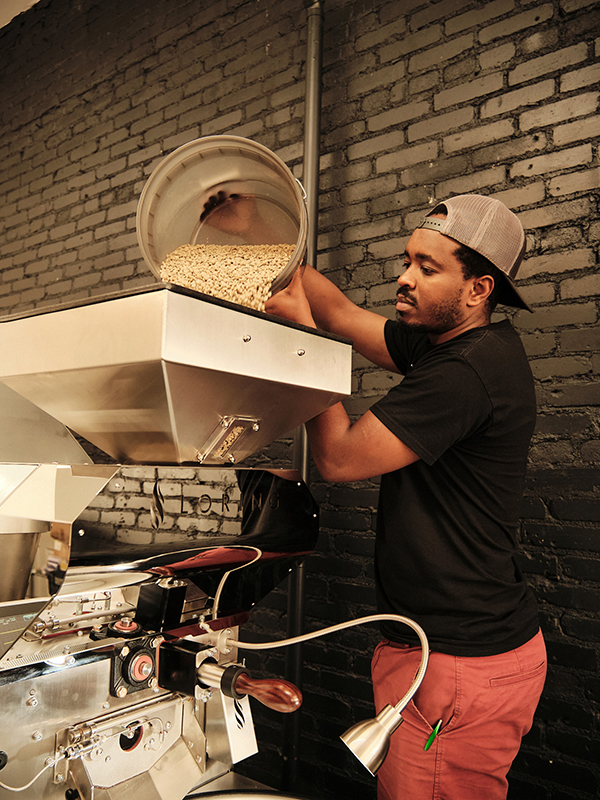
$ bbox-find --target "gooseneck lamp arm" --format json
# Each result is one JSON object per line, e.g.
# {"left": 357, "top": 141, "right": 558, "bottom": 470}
{"left": 226, "top": 612, "right": 429, "bottom": 775}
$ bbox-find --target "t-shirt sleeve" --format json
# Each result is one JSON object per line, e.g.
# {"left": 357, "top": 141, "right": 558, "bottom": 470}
{"left": 384, "top": 318, "right": 424, "bottom": 374}
{"left": 370, "top": 352, "right": 492, "bottom": 466}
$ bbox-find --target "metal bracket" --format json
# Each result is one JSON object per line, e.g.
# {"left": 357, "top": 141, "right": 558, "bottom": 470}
{"left": 196, "top": 416, "right": 261, "bottom": 464}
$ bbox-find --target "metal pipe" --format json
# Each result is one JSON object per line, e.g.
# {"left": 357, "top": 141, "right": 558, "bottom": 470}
{"left": 302, "top": 0, "right": 324, "bottom": 270}
{"left": 285, "top": 0, "right": 324, "bottom": 789}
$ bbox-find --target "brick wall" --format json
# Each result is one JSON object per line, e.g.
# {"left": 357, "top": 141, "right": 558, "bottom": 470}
{"left": 1, "top": 0, "right": 599, "bottom": 798}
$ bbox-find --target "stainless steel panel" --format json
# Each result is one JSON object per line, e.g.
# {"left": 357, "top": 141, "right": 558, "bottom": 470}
{"left": 0, "top": 381, "right": 91, "bottom": 465}
{"left": 0, "top": 464, "right": 117, "bottom": 658}
{"left": 0, "top": 287, "right": 351, "bottom": 465}
{"left": 0, "top": 464, "right": 117, "bottom": 523}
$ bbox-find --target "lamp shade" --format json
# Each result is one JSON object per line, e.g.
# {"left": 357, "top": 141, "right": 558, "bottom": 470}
{"left": 340, "top": 704, "right": 404, "bottom": 775}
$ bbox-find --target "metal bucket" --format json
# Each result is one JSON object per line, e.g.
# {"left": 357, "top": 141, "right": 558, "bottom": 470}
{"left": 136, "top": 135, "right": 308, "bottom": 296}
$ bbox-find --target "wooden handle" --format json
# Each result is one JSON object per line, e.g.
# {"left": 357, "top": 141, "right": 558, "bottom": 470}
{"left": 234, "top": 672, "right": 302, "bottom": 713}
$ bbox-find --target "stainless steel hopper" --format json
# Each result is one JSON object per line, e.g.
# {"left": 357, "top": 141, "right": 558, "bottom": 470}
{"left": 0, "top": 284, "right": 351, "bottom": 465}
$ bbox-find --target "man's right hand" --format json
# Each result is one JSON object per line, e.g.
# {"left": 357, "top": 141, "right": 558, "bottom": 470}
{"left": 265, "top": 268, "right": 316, "bottom": 328}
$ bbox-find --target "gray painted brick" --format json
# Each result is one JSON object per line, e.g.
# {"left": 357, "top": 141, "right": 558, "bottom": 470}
{"left": 376, "top": 141, "right": 438, "bottom": 174}
{"left": 518, "top": 283, "right": 556, "bottom": 306}
{"left": 520, "top": 192, "right": 591, "bottom": 233}
{"left": 554, "top": 116, "right": 600, "bottom": 147}
{"left": 355, "top": 17, "right": 407, "bottom": 52}
{"left": 76, "top": 212, "right": 107, "bottom": 231}
{"left": 561, "top": 0, "right": 599, "bottom": 12}
{"left": 348, "top": 130, "right": 405, "bottom": 161}
{"left": 481, "top": 79, "right": 554, "bottom": 117}
{"left": 509, "top": 43, "right": 588, "bottom": 86}
{"left": 549, "top": 167, "right": 600, "bottom": 198}
{"left": 341, "top": 175, "right": 397, "bottom": 205}
{"left": 444, "top": 119, "right": 515, "bottom": 153}
{"left": 371, "top": 186, "right": 431, "bottom": 217}
{"left": 561, "top": 328, "right": 600, "bottom": 353}
{"left": 409, "top": 34, "right": 474, "bottom": 74}
{"left": 367, "top": 102, "right": 430, "bottom": 131}
{"left": 110, "top": 167, "right": 143, "bottom": 188}
{"left": 519, "top": 249, "right": 594, "bottom": 280}
{"left": 380, "top": 25, "right": 441, "bottom": 63}
{"left": 531, "top": 356, "right": 591, "bottom": 381}
{"left": 108, "top": 232, "right": 138, "bottom": 251}
{"left": 435, "top": 165, "right": 506, "bottom": 198}
{"left": 561, "top": 275, "right": 600, "bottom": 300}
{"left": 347, "top": 63, "right": 405, "bottom": 99}
{"left": 471, "top": 132, "right": 547, "bottom": 167}
{"left": 143, "top": 120, "right": 179, "bottom": 145}
{"left": 410, "top": 0, "right": 472, "bottom": 32}
{"left": 516, "top": 301, "right": 597, "bottom": 330}
{"left": 408, "top": 106, "right": 473, "bottom": 141}
{"left": 406, "top": 71, "right": 441, "bottom": 97}
{"left": 510, "top": 144, "right": 592, "bottom": 178}
{"left": 342, "top": 216, "right": 402, "bottom": 244}
{"left": 446, "top": 0, "right": 516, "bottom": 36}
{"left": 479, "top": 42, "right": 515, "bottom": 71}
{"left": 520, "top": 92, "right": 598, "bottom": 131}
{"left": 401, "top": 154, "right": 469, "bottom": 187}
{"left": 561, "top": 62, "right": 600, "bottom": 93}
{"left": 521, "top": 332, "right": 557, "bottom": 357}
{"left": 479, "top": 4, "right": 554, "bottom": 45}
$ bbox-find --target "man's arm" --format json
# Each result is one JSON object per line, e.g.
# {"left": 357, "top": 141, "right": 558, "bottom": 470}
{"left": 265, "top": 268, "right": 415, "bottom": 481}
{"left": 305, "top": 404, "right": 419, "bottom": 482}
{"left": 266, "top": 266, "right": 399, "bottom": 373}
{"left": 200, "top": 192, "right": 398, "bottom": 371}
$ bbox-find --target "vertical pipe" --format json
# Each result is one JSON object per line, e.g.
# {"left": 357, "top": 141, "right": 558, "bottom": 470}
{"left": 283, "top": 0, "right": 324, "bottom": 790}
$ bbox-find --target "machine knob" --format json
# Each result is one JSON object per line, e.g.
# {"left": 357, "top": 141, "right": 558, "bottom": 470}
{"left": 232, "top": 671, "right": 302, "bottom": 714}
{"left": 198, "top": 662, "right": 302, "bottom": 714}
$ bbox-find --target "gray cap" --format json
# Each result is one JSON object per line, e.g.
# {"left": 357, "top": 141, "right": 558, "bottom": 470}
{"left": 418, "top": 194, "right": 531, "bottom": 312}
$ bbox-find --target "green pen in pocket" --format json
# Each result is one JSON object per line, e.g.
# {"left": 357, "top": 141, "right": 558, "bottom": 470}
{"left": 424, "top": 719, "right": 443, "bottom": 751}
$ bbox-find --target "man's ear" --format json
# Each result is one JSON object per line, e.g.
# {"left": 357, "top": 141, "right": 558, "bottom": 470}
{"left": 467, "top": 275, "right": 494, "bottom": 307}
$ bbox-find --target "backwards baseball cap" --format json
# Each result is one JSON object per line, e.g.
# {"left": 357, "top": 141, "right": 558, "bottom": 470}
{"left": 418, "top": 194, "right": 531, "bottom": 312}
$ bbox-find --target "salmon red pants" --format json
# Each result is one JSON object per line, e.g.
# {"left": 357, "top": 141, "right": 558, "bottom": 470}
{"left": 371, "top": 630, "right": 546, "bottom": 800}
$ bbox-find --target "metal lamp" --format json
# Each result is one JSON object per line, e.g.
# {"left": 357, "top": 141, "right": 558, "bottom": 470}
{"left": 224, "top": 612, "right": 430, "bottom": 776}
{"left": 339, "top": 615, "right": 430, "bottom": 775}
{"left": 340, "top": 703, "right": 404, "bottom": 775}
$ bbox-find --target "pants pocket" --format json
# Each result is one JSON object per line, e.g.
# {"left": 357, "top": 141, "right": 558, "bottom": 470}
{"left": 489, "top": 659, "right": 546, "bottom": 688}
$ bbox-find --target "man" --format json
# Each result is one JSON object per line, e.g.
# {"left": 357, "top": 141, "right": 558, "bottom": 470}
{"left": 264, "top": 194, "right": 546, "bottom": 800}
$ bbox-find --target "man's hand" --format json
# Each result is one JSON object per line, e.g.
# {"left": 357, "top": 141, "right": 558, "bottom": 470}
{"left": 264, "top": 268, "right": 316, "bottom": 328}
{"left": 199, "top": 191, "right": 256, "bottom": 236}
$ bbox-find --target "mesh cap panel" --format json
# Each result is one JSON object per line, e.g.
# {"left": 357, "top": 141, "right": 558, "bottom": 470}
{"left": 418, "top": 194, "right": 530, "bottom": 311}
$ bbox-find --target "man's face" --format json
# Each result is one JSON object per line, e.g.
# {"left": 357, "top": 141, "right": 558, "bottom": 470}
{"left": 395, "top": 224, "right": 472, "bottom": 337}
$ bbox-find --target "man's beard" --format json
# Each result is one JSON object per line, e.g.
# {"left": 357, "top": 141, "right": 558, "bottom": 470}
{"left": 396, "top": 287, "right": 464, "bottom": 335}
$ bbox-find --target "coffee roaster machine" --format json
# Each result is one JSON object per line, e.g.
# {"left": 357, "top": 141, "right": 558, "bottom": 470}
{"left": 0, "top": 283, "right": 353, "bottom": 800}
{"left": 0, "top": 133, "right": 430, "bottom": 798}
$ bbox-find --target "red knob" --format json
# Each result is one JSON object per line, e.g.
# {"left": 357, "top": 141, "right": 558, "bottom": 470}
{"left": 233, "top": 672, "right": 302, "bottom": 714}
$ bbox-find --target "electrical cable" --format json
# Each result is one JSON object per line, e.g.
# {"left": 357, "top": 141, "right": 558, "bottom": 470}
{"left": 211, "top": 546, "right": 262, "bottom": 619}
{"left": 0, "top": 753, "right": 65, "bottom": 793}
{"left": 227, "top": 613, "right": 429, "bottom": 710}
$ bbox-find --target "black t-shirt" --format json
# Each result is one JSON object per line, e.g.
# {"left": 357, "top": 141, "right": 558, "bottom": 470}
{"left": 370, "top": 319, "right": 539, "bottom": 656}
